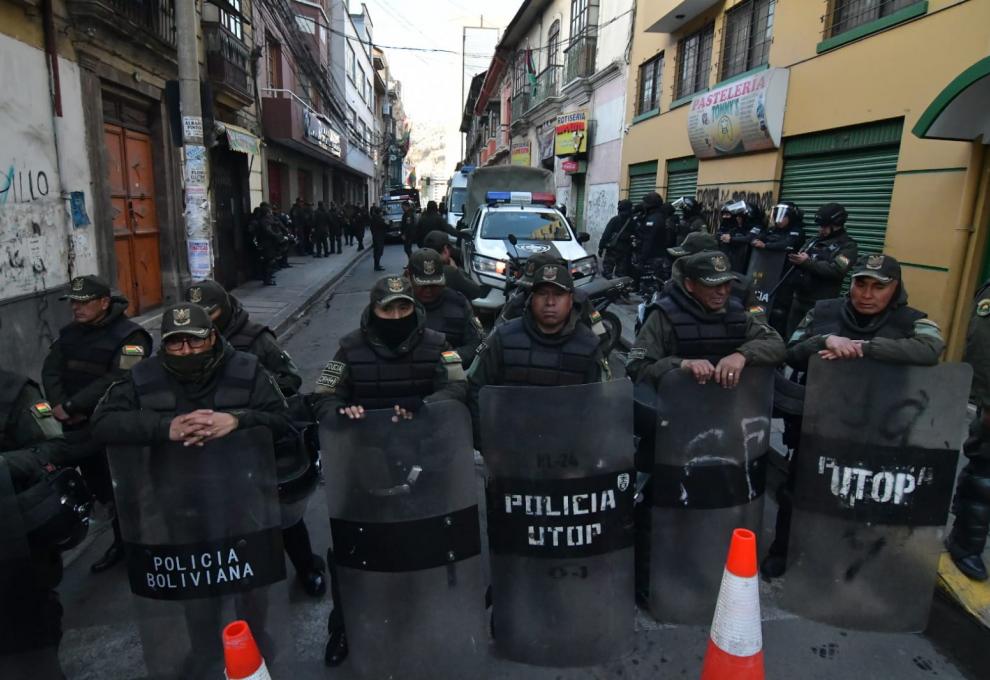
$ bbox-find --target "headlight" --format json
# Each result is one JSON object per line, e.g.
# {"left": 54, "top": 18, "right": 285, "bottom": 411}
{"left": 472, "top": 254, "right": 507, "bottom": 279}
{"left": 570, "top": 255, "right": 598, "bottom": 280}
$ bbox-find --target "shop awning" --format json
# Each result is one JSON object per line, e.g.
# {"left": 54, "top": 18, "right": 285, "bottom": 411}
{"left": 221, "top": 122, "right": 262, "bottom": 155}
{"left": 913, "top": 56, "right": 990, "bottom": 143}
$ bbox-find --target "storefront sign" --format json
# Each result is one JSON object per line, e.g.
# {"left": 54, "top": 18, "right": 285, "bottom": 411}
{"left": 223, "top": 123, "right": 261, "bottom": 155}
{"left": 303, "top": 109, "right": 342, "bottom": 158}
{"left": 538, "top": 122, "right": 556, "bottom": 161}
{"left": 511, "top": 143, "right": 532, "bottom": 166}
{"left": 554, "top": 110, "right": 589, "bottom": 156}
{"left": 688, "top": 68, "right": 790, "bottom": 159}
{"left": 561, "top": 159, "right": 579, "bottom": 173}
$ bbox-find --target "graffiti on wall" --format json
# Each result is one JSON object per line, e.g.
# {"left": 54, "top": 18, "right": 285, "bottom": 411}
{"left": 585, "top": 182, "right": 619, "bottom": 248}
{"left": 696, "top": 187, "right": 776, "bottom": 230}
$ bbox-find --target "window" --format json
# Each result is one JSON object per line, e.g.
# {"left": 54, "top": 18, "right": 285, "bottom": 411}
{"left": 488, "top": 105, "right": 500, "bottom": 139}
{"left": 675, "top": 23, "right": 715, "bottom": 100}
{"left": 827, "top": 0, "right": 916, "bottom": 37}
{"left": 513, "top": 51, "right": 527, "bottom": 95}
{"left": 570, "top": 0, "right": 596, "bottom": 39}
{"left": 221, "top": 0, "right": 243, "bottom": 40}
{"left": 346, "top": 43, "right": 356, "bottom": 84}
{"left": 721, "top": 0, "right": 775, "bottom": 80}
{"left": 267, "top": 35, "right": 283, "bottom": 90}
{"left": 358, "top": 65, "right": 367, "bottom": 101}
{"left": 637, "top": 53, "right": 663, "bottom": 115}
{"left": 547, "top": 20, "right": 560, "bottom": 90}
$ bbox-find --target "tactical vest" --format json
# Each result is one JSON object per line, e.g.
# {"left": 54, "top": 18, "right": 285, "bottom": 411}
{"left": 795, "top": 234, "right": 854, "bottom": 300}
{"left": 424, "top": 289, "right": 470, "bottom": 348}
{"left": 0, "top": 370, "right": 30, "bottom": 448}
{"left": 226, "top": 317, "right": 270, "bottom": 352}
{"left": 339, "top": 328, "right": 448, "bottom": 411}
{"left": 655, "top": 288, "right": 749, "bottom": 362}
{"left": 130, "top": 352, "right": 258, "bottom": 412}
{"left": 57, "top": 315, "right": 148, "bottom": 395}
{"left": 497, "top": 318, "right": 599, "bottom": 387}
{"left": 811, "top": 298, "right": 925, "bottom": 341}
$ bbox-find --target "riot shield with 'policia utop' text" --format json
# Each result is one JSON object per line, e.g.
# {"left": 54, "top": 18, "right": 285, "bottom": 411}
{"left": 321, "top": 399, "right": 485, "bottom": 680}
{"left": 783, "top": 357, "right": 971, "bottom": 631}
{"left": 651, "top": 367, "right": 773, "bottom": 624}
{"left": 108, "top": 427, "right": 287, "bottom": 679}
{"left": 480, "top": 379, "right": 635, "bottom": 667}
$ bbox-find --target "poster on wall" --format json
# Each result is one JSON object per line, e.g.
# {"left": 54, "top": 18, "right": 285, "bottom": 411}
{"left": 687, "top": 68, "right": 789, "bottom": 159}
{"left": 511, "top": 143, "right": 532, "bottom": 166}
{"left": 554, "top": 110, "right": 589, "bottom": 156}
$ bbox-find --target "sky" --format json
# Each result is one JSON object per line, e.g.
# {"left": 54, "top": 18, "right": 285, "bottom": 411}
{"left": 356, "top": 0, "right": 520, "bottom": 179}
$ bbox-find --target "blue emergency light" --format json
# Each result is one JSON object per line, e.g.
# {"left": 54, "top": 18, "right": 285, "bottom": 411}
{"left": 460, "top": 165, "right": 476, "bottom": 174}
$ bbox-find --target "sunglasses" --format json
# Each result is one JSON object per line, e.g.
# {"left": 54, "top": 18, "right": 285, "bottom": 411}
{"left": 163, "top": 336, "right": 210, "bottom": 351}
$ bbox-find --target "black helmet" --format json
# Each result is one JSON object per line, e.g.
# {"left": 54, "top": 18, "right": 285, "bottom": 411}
{"left": 617, "top": 199, "right": 632, "bottom": 214}
{"left": 641, "top": 191, "right": 663, "bottom": 209}
{"left": 19, "top": 467, "right": 92, "bottom": 552}
{"left": 672, "top": 196, "right": 701, "bottom": 216}
{"left": 771, "top": 202, "right": 804, "bottom": 228}
{"left": 724, "top": 199, "right": 751, "bottom": 217}
{"left": 814, "top": 202, "right": 848, "bottom": 227}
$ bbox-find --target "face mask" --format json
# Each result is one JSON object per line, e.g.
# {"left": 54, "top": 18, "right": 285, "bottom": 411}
{"left": 372, "top": 312, "right": 418, "bottom": 348}
{"left": 162, "top": 344, "right": 221, "bottom": 381}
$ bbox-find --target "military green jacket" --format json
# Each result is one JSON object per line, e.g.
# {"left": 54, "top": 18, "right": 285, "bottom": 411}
{"left": 445, "top": 264, "right": 486, "bottom": 300}
{"left": 625, "top": 285, "right": 785, "bottom": 385}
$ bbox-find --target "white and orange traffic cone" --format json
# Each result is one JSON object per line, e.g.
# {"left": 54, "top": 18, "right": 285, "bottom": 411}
{"left": 223, "top": 620, "right": 271, "bottom": 680}
{"left": 700, "top": 528, "right": 764, "bottom": 680}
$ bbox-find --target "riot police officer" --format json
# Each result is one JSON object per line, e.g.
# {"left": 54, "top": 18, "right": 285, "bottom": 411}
{"left": 762, "top": 254, "right": 943, "bottom": 578}
{"left": 750, "top": 202, "right": 807, "bottom": 333}
{"left": 599, "top": 199, "right": 635, "bottom": 278}
{"left": 784, "top": 202, "right": 858, "bottom": 337}
{"left": 947, "top": 280, "right": 990, "bottom": 581}
{"left": 41, "top": 275, "right": 151, "bottom": 573}
{"left": 0, "top": 368, "right": 84, "bottom": 680}
{"left": 422, "top": 230, "right": 488, "bottom": 300}
{"left": 626, "top": 251, "right": 785, "bottom": 387}
{"left": 717, "top": 200, "right": 758, "bottom": 273}
{"left": 185, "top": 280, "right": 325, "bottom": 597}
{"left": 633, "top": 192, "right": 671, "bottom": 287}
{"left": 671, "top": 196, "right": 707, "bottom": 242}
{"left": 311, "top": 275, "right": 467, "bottom": 666}
{"left": 406, "top": 249, "right": 484, "bottom": 367}
{"left": 468, "top": 262, "right": 608, "bottom": 438}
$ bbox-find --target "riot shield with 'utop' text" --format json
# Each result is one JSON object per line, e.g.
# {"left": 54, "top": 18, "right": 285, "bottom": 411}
{"left": 650, "top": 367, "right": 773, "bottom": 624}
{"left": 108, "top": 427, "right": 287, "bottom": 679}
{"left": 746, "top": 249, "right": 787, "bottom": 308}
{"left": 480, "top": 379, "right": 635, "bottom": 667}
{"left": 783, "top": 357, "right": 972, "bottom": 631}
{"left": 321, "top": 400, "right": 485, "bottom": 680}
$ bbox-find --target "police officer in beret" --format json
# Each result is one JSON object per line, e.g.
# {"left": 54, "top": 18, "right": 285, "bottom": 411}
{"left": 185, "top": 280, "right": 325, "bottom": 596}
{"left": 41, "top": 275, "right": 152, "bottom": 573}
{"left": 784, "top": 202, "right": 859, "bottom": 338}
{"left": 406, "top": 249, "right": 485, "bottom": 367}
{"left": 468, "top": 262, "right": 608, "bottom": 440}
{"left": 626, "top": 251, "right": 785, "bottom": 388}
{"left": 311, "top": 275, "right": 467, "bottom": 666}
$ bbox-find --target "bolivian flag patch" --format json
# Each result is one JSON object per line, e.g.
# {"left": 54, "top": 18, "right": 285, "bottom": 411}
{"left": 33, "top": 402, "right": 53, "bottom": 417}
{"left": 978, "top": 299, "right": 990, "bottom": 317}
{"left": 122, "top": 345, "right": 145, "bottom": 356}
{"left": 441, "top": 350, "right": 462, "bottom": 364}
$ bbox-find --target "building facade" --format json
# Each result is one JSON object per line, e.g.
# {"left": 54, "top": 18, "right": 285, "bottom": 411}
{"left": 462, "top": 0, "right": 635, "bottom": 246}
{"left": 621, "top": 0, "right": 990, "bottom": 356}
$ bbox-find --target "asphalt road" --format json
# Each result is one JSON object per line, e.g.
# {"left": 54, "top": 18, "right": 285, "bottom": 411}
{"left": 55, "top": 243, "right": 987, "bottom": 679}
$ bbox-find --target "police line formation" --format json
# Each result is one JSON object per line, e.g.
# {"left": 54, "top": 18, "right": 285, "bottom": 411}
{"left": 2, "top": 193, "right": 989, "bottom": 679}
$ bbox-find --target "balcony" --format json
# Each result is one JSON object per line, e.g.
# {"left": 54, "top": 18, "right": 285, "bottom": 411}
{"left": 262, "top": 89, "right": 345, "bottom": 165}
{"left": 644, "top": 0, "right": 720, "bottom": 34}
{"left": 564, "top": 35, "right": 597, "bottom": 84}
{"left": 529, "top": 66, "right": 562, "bottom": 110}
{"left": 66, "top": 0, "right": 176, "bottom": 49}
{"left": 204, "top": 23, "right": 252, "bottom": 108}
{"left": 510, "top": 91, "right": 531, "bottom": 122}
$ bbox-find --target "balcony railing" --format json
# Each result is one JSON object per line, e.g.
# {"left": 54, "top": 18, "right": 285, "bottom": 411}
{"left": 510, "top": 91, "right": 531, "bottom": 122}
{"left": 529, "top": 66, "right": 561, "bottom": 109}
{"left": 564, "top": 35, "right": 597, "bottom": 84}
{"left": 204, "top": 23, "right": 252, "bottom": 103}
{"left": 109, "top": 0, "right": 176, "bottom": 47}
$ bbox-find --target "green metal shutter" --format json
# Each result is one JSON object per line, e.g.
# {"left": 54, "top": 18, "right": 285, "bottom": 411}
{"left": 628, "top": 160, "right": 658, "bottom": 205}
{"left": 780, "top": 120, "right": 903, "bottom": 254}
{"left": 666, "top": 170, "right": 698, "bottom": 202}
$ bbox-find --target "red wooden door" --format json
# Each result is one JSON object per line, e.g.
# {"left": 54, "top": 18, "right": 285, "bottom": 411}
{"left": 268, "top": 160, "right": 284, "bottom": 209}
{"left": 105, "top": 124, "right": 163, "bottom": 315}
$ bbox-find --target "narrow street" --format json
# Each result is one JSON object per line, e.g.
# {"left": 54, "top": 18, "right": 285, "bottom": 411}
{"left": 54, "top": 243, "right": 986, "bottom": 678}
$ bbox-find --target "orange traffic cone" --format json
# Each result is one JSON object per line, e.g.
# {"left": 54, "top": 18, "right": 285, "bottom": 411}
{"left": 700, "top": 528, "right": 764, "bottom": 680}
{"left": 223, "top": 620, "right": 272, "bottom": 680}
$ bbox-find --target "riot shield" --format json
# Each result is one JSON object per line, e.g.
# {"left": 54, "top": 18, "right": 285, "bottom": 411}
{"left": 782, "top": 357, "right": 972, "bottom": 631}
{"left": 650, "top": 367, "right": 773, "bottom": 624}
{"left": 321, "top": 400, "right": 485, "bottom": 680}
{"left": 746, "top": 249, "right": 787, "bottom": 308}
{"left": 108, "top": 427, "right": 287, "bottom": 679}
{"left": 480, "top": 379, "right": 635, "bottom": 667}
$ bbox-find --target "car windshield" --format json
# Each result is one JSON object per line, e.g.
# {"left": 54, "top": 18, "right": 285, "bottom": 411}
{"left": 384, "top": 203, "right": 404, "bottom": 217}
{"left": 481, "top": 209, "right": 572, "bottom": 241}
{"left": 449, "top": 188, "right": 467, "bottom": 214}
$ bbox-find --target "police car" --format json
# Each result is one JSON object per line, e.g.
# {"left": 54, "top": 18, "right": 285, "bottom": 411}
{"left": 461, "top": 191, "right": 598, "bottom": 311}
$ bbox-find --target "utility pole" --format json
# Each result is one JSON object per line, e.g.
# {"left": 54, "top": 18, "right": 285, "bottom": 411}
{"left": 176, "top": 0, "right": 213, "bottom": 281}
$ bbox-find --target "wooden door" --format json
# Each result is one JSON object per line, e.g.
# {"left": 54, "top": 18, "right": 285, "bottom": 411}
{"left": 268, "top": 160, "right": 284, "bottom": 209}
{"left": 105, "top": 124, "right": 163, "bottom": 315}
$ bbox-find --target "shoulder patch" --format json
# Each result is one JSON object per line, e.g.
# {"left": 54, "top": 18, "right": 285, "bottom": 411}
{"left": 748, "top": 305, "right": 765, "bottom": 315}
{"left": 32, "top": 401, "right": 53, "bottom": 417}
{"left": 977, "top": 299, "right": 990, "bottom": 317}
{"left": 316, "top": 360, "right": 346, "bottom": 389}
{"left": 628, "top": 347, "right": 647, "bottom": 361}
{"left": 835, "top": 254, "right": 851, "bottom": 270}
{"left": 441, "top": 350, "right": 463, "bottom": 364}
{"left": 122, "top": 345, "right": 145, "bottom": 356}
{"left": 475, "top": 340, "right": 488, "bottom": 356}
{"left": 589, "top": 310, "right": 602, "bottom": 324}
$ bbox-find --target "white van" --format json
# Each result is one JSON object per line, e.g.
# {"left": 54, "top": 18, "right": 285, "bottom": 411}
{"left": 446, "top": 166, "right": 473, "bottom": 230}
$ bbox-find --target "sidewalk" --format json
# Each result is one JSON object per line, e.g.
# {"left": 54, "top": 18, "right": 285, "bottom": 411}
{"left": 133, "top": 246, "right": 371, "bottom": 340}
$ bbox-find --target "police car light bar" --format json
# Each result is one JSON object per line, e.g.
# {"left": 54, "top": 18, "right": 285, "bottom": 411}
{"left": 531, "top": 192, "right": 556, "bottom": 205}
{"left": 486, "top": 191, "right": 557, "bottom": 206}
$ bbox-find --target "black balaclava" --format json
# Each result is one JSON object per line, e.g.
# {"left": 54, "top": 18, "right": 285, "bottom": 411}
{"left": 371, "top": 311, "right": 418, "bottom": 349}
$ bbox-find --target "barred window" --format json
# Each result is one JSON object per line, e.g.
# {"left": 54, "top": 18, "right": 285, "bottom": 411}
{"left": 675, "top": 23, "right": 715, "bottom": 100}
{"left": 221, "top": 0, "right": 243, "bottom": 41}
{"left": 721, "top": 0, "right": 775, "bottom": 80}
{"left": 547, "top": 21, "right": 560, "bottom": 89}
{"left": 827, "top": 0, "right": 915, "bottom": 37}
{"left": 637, "top": 53, "right": 663, "bottom": 115}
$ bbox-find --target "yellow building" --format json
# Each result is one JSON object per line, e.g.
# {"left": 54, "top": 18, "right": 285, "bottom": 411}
{"left": 620, "top": 0, "right": 990, "bottom": 357}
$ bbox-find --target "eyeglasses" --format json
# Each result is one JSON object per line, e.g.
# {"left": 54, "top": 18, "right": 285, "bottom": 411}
{"left": 163, "top": 336, "right": 210, "bottom": 351}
